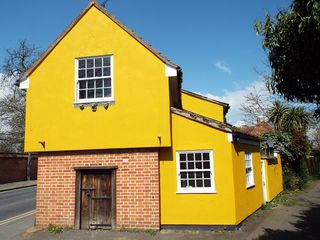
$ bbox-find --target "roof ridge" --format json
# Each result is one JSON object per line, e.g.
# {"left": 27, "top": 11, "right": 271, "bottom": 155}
{"left": 20, "top": 1, "right": 178, "bottom": 81}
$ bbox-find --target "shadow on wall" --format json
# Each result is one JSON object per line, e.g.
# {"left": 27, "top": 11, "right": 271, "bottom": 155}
{"left": 255, "top": 202, "right": 320, "bottom": 240}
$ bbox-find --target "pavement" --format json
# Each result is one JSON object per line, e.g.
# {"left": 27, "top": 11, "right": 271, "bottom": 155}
{"left": 5, "top": 180, "right": 320, "bottom": 240}
{"left": 0, "top": 180, "right": 37, "bottom": 192}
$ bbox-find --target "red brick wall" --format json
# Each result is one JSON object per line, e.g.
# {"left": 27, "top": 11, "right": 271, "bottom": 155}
{"left": 36, "top": 149, "right": 160, "bottom": 229}
{"left": 0, "top": 153, "right": 38, "bottom": 184}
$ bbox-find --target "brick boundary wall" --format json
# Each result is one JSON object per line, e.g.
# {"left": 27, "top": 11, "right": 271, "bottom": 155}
{"left": 36, "top": 148, "right": 160, "bottom": 230}
{"left": 0, "top": 153, "right": 37, "bottom": 184}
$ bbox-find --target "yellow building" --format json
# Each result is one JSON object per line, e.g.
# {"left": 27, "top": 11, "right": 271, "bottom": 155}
{"left": 20, "top": 0, "right": 282, "bottom": 230}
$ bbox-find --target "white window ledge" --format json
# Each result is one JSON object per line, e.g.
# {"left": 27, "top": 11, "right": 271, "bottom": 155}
{"left": 176, "top": 188, "right": 216, "bottom": 194}
{"left": 73, "top": 99, "right": 115, "bottom": 107}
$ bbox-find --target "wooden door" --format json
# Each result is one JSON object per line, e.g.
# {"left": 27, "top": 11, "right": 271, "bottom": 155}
{"left": 80, "top": 171, "right": 112, "bottom": 229}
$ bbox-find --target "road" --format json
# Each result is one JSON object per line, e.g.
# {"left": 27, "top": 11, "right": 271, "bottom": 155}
{"left": 0, "top": 187, "right": 36, "bottom": 240}
{"left": 0, "top": 186, "right": 36, "bottom": 221}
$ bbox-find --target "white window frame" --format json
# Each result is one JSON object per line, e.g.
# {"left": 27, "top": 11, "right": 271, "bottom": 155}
{"left": 244, "top": 151, "right": 254, "bottom": 188}
{"left": 74, "top": 55, "right": 114, "bottom": 104}
{"left": 176, "top": 150, "right": 215, "bottom": 194}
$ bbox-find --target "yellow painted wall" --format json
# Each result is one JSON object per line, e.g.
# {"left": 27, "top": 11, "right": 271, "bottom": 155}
{"left": 160, "top": 113, "right": 238, "bottom": 225}
{"left": 232, "top": 144, "right": 263, "bottom": 224}
{"left": 181, "top": 92, "right": 224, "bottom": 122}
{"left": 264, "top": 154, "right": 283, "bottom": 201}
{"left": 25, "top": 5, "right": 171, "bottom": 152}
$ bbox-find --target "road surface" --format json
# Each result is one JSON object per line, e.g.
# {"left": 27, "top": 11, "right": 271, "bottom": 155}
{"left": 0, "top": 187, "right": 36, "bottom": 240}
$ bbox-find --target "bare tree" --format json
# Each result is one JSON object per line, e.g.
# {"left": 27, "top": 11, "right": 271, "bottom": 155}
{"left": 100, "top": 0, "right": 110, "bottom": 8}
{"left": 240, "top": 86, "right": 272, "bottom": 126}
{"left": 0, "top": 40, "right": 39, "bottom": 152}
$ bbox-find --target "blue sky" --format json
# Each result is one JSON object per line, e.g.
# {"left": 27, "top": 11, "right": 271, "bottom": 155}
{"left": 0, "top": 0, "right": 291, "bottom": 124}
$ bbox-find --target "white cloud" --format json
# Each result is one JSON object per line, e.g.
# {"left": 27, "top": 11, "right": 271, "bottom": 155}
{"left": 214, "top": 61, "right": 232, "bottom": 75}
{"left": 197, "top": 81, "right": 270, "bottom": 125}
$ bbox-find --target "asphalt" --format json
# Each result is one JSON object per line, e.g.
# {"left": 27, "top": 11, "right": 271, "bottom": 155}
{"left": 0, "top": 186, "right": 36, "bottom": 221}
{"left": 0, "top": 180, "right": 37, "bottom": 192}
{"left": 0, "top": 181, "right": 37, "bottom": 240}
{"left": 6, "top": 180, "right": 320, "bottom": 240}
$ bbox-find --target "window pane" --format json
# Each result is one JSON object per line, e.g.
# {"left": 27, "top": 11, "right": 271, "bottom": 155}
{"left": 79, "top": 60, "right": 86, "bottom": 69}
{"left": 104, "top": 88, "right": 111, "bottom": 97}
{"left": 188, "top": 172, "right": 195, "bottom": 179}
{"left": 87, "top": 59, "right": 94, "bottom": 68}
{"left": 79, "top": 81, "right": 86, "bottom": 89}
{"left": 188, "top": 180, "right": 195, "bottom": 187}
{"left": 203, "top": 161, "right": 210, "bottom": 169}
{"left": 187, "top": 153, "right": 194, "bottom": 161}
{"left": 87, "top": 89, "right": 94, "bottom": 98}
{"left": 196, "top": 161, "right": 202, "bottom": 169}
{"left": 196, "top": 180, "right": 203, "bottom": 187}
{"left": 95, "top": 58, "right": 102, "bottom": 67}
{"left": 95, "top": 68, "right": 102, "bottom": 77}
{"left": 104, "top": 78, "right": 111, "bottom": 87}
{"left": 96, "top": 79, "right": 103, "bottom": 88}
{"left": 195, "top": 153, "right": 202, "bottom": 160}
{"left": 181, "top": 180, "right": 187, "bottom": 188}
{"left": 203, "top": 153, "right": 210, "bottom": 160}
{"left": 181, "top": 172, "right": 187, "bottom": 179}
{"left": 180, "top": 162, "right": 186, "bottom": 170}
{"left": 196, "top": 172, "right": 202, "bottom": 178}
{"left": 96, "top": 89, "right": 103, "bottom": 98}
{"left": 180, "top": 153, "right": 186, "bottom": 161}
{"left": 103, "top": 67, "right": 111, "bottom": 76}
{"left": 78, "top": 70, "right": 85, "bottom": 78}
{"left": 87, "top": 69, "right": 94, "bottom": 78}
{"left": 79, "top": 90, "right": 86, "bottom": 99}
{"left": 187, "top": 162, "right": 194, "bottom": 169}
{"left": 87, "top": 80, "right": 94, "bottom": 89}
{"left": 204, "top": 171, "right": 210, "bottom": 178}
{"left": 204, "top": 180, "right": 211, "bottom": 187}
{"left": 103, "top": 57, "right": 110, "bottom": 66}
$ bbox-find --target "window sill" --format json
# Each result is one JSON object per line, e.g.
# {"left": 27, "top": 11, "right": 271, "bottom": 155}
{"left": 176, "top": 189, "right": 216, "bottom": 194}
{"left": 246, "top": 184, "right": 255, "bottom": 190}
{"left": 73, "top": 100, "right": 115, "bottom": 107}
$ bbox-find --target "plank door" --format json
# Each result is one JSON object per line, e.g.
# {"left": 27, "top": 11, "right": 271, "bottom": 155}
{"left": 80, "top": 171, "right": 112, "bottom": 229}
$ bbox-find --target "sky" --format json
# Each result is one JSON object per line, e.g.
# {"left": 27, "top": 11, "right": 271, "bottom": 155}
{"left": 0, "top": 0, "right": 292, "bottom": 124}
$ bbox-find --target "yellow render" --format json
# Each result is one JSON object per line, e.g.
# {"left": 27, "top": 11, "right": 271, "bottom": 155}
{"left": 232, "top": 144, "right": 263, "bottom": 224}
{"left": 24, "top": 5, "right": 171, "bottom": 152}
{"left": 160, "top": 113, "right": 237, "bottom": 225}
{"left": 181, "top": 91, "right": 225, "bottom": 122}
{"left": 264, "top": 154, "right": 283, "bottom": 201}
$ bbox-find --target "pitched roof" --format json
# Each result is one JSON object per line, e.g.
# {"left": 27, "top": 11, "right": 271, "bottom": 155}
{"left": 171, "top": 107, "right": 260, "bottom": 142}
{"left": 20, "top": 0, "right": 178, "bottom": 81}
{"left": 236, "top": 122, "right": 273, "bottom": 137}
{"left": 171, "top": 107, "right": 233, "bottom": 133}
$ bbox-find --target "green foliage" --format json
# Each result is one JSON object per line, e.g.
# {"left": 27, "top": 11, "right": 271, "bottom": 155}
{"left": 255, "top": 0, "right": 320, "bottom": 116}
{"left": 260, "top": 131, "right": 292, "bottom": 159}
{"left": 262, "top": 191, "right": 297, "bottom": 210}
{"left": 268, "top": 101, "right": 311, "bottom": 133}
{"left": 46, "top": 224, "right": 64, "bottom": 234}
{"left": 261, "top": 101, "right": 312, "bottom": 189}
{"left": 283, "top": 166, "right": 301, "bottom": 190}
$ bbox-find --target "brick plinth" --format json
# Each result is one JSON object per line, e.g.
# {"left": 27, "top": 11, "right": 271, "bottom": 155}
{"left": 36, "top": 148, "right": 159, "bottom": 229}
